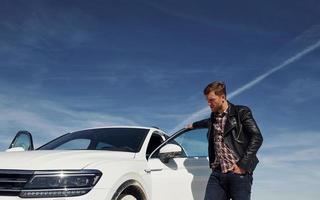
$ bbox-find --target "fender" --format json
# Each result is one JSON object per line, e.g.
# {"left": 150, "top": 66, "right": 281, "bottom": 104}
{"left": 111, "top": 179, "right": 147, "bottom": 200}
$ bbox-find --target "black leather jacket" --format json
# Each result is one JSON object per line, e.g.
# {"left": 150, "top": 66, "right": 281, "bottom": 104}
{"left": 193, "top": 102, "right": 263, "bottom": 173}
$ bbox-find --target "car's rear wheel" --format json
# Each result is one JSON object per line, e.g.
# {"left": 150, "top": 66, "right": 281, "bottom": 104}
{"left": 118, "top": 194, "right": 137, "bottom": 200}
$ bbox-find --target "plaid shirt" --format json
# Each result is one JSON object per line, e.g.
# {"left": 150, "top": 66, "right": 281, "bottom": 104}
{"left": 212, "top": 111, "right": 239, "bottom": 173}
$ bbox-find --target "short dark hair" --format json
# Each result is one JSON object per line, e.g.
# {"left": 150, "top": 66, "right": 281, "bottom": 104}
{"left": 203, "top": 81, "right": 226, "bottom": 96}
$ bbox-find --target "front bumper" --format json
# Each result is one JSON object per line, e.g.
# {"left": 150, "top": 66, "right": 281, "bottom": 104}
{"left": 0, "top": 188, "right": 110, "bottom": 200}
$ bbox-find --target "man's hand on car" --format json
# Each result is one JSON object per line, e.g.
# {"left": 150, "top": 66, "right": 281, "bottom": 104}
{"left": 185, "top": 124, "right": 193, "bottom": 129}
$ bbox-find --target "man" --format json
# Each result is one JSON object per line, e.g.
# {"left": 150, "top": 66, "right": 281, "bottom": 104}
{"left": 187, "top": 81, "right": 263, "bottom": 200}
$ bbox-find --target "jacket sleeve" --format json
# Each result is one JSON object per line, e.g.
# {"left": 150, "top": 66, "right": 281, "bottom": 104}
{"left": 192, "top": 118, "right": 210, "bottom": 129}
{"left": 236, "top": 107, "right": 263, "bottom": 171}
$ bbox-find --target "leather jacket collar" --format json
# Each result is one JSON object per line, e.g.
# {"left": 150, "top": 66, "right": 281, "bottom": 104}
{"left": 210, "top": 102, "right": 238, "bottom": 136}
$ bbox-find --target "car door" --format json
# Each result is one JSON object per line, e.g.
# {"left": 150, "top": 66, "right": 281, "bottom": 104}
{"left": 146, "top": 128, "right": 211, "bottom": 200}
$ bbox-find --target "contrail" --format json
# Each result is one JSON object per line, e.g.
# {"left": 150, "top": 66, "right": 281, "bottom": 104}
{"left": 228, "top": 38, "right": 320, "bottom": 99}
{"left": 171, "top": 27, "right": 320, "bottom": 133}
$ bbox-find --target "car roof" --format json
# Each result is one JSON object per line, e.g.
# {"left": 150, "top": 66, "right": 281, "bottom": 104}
{"left": 69, "top": 126, "right": 165, "bottom": 133}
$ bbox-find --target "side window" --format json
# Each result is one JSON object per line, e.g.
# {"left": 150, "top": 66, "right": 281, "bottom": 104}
{"left": 168, "top": 128, "right": 208, "bottom": 157}
{"left": 146, "top": 132, "right": 165, "bottom": 158}
{"left": 10, "top": 132, "right": 33, "bottom": 150}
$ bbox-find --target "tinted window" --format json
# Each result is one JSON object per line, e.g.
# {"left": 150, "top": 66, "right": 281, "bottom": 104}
{"left": 38, "top": 128, "right": 149, "bottom": 152}
{"left": 11, "top": 134, "right": 32, "bottom": 150}
{"left": 152, "top": 128, "right": 208, "bottom": 158}
{"left": 146, "top": 132, "right": 165, "bottom": 157}
{"left": 174, "top": 128, "right": 208, "bottom": 157}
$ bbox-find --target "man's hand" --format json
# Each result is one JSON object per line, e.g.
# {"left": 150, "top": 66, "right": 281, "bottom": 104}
{"left": 232, "top": 164, "right": 246, "bottom": 174}
{"left": 186, "top": 124, "right": 193, "bottom": 129}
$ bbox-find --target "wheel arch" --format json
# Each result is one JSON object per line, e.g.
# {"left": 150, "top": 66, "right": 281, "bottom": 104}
{"left": 111, "top": 179, "right": 147, "bottom": 200}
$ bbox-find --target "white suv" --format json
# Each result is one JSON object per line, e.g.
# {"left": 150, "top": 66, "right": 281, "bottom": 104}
{"left": 0, "top": 126, "right": 210, "bottom": 200}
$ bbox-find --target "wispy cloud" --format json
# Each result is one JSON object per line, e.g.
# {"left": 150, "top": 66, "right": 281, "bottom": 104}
{"left": 260, "top": 131, "right": 320, "bottom": 171}
{"left": 140, "top": 0, "right": 212, "bottom": 25}
{"left": 263, "top": 130, "right": 320, "bottom": 149}
{"left": 139, "top": 0, "right": 285, "bottom": 37}
{"left": 171, "top": 25, "right": 320, "bottom": 132}
{"left": 0, "top": 93, "right": 138, "bottom": 150}
{"left": 272, "top": 78, "right": 320, "bottom": 104}
{"left": 253, "top": 128, "right": 320, "bottom": 200}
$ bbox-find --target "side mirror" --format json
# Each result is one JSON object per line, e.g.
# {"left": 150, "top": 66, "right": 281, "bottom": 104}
{"left": 6, "top": 147, "right": 25, "bottom": 152}
{"left": 8, "top": 131, "right": 34, "bottom": 151}
{"left": 159, "top": 144, "right": 182, "bottom": 163}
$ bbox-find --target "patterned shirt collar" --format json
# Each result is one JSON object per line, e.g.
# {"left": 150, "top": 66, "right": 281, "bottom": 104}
{"left": 215, "top": 106, "right": 228, "bottom": 118}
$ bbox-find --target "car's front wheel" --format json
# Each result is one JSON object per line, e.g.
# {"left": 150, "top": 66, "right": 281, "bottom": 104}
{"left": 118, "top": 194, "right": 137, "bottom": 200}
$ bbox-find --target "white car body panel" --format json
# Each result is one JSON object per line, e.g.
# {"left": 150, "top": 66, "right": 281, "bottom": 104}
{"left": 0, "top": 126, "right": 210, "bottom": 200}
{"left": 147, "top": 157, "right": 210, "bottom": 200}
{"left": 0, "top": 150, "right": 135, "bottom": 170}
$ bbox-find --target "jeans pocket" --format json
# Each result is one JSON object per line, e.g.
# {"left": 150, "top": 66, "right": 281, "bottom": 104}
{"left": 247, "top": 174, "right": 253, "bottom": 186}
{"left": 231, "top": 171, "right": 246, "bottom": 177}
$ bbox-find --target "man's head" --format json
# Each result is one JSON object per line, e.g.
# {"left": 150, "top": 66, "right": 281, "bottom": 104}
{"left": 204, "top": 81, "right": 228, "bottom": 113}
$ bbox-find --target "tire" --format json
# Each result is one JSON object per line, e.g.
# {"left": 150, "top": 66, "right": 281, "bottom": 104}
{"left": 118, "top": 194, "right": 137, "bottom": 200}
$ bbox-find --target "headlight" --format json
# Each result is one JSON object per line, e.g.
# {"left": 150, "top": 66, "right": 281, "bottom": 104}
{"left": 20, "top": 170, "right": 102, "bottom": 198}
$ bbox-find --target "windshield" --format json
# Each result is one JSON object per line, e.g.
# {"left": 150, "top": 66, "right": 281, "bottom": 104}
{"left": 38, "top": 128, "right": 149, "bottom": 152}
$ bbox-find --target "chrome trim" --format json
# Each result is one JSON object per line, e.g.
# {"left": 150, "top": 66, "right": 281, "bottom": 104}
{"left": 0, "top": 170, "right": 34, "bottom": 196}
{"left": 21, "top": 187, "right": 93, "bottom": 192}
{"left": 29, "top": 173, "right": 98, "bottom": 182}
{"left": 33, "top": 169, "right": 101, "bottom": 175}
{"left": 0, "top": 188, "right": 21, "bottom": 192}
{"left": 0, "top": 170, "right": 34, "bottom": 174}
{"left": 0, "top": 178, "right": 28, "bottom": 183}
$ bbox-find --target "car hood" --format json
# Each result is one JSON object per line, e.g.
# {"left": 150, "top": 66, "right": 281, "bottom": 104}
{"left": 0, "top": 150, "right": 135, "bottom": 170}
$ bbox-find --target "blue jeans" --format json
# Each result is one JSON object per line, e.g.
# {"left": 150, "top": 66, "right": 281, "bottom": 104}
{"left": 204, "top": 170, "right": 253, "bottom": 200}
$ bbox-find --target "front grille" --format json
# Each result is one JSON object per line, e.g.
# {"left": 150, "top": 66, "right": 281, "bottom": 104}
{"left": 0, "top": 170, "right": 34, "bottom": 196}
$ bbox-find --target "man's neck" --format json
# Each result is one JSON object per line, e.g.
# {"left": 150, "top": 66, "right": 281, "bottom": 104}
{"left": 217, "top": 102, "right": 229, "bottom": 114}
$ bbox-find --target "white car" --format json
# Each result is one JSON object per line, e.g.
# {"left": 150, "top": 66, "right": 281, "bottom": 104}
{"left": 0, "top": 126, "right": 210, "bottom": 200}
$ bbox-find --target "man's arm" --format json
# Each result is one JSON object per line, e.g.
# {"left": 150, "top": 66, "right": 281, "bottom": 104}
{"left": 236, "top": 106, "right": 263, "bottom": 171}
{"left": 187, "top": 118, "right": 210, "bottom": 129}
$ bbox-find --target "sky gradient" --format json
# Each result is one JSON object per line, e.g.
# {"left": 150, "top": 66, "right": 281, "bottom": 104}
{"left": 0, "top": 0, "right": 320, "bottom": 199}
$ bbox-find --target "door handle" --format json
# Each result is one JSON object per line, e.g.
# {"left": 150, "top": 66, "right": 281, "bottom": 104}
{"left": 144, "top": 169, "right": 163, "bottom": 173}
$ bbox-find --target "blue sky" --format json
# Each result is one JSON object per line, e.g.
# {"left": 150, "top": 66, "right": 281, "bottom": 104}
{"left": 0, "top": 0, "right": 320, "bottom": 199}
